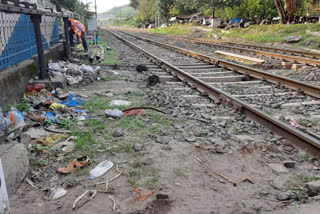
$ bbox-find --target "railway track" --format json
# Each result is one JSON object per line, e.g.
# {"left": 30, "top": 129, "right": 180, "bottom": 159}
{"left": 126, "top": 29, "right": 320, "bottom": 67}
{"left": 105, "top": 29, "right": 320, "bottom": 156}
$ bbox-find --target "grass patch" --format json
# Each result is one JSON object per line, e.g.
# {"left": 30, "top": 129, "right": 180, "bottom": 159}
{"left": 148, "top": 24, "right": 193, "bottom": 35}
{"left": 295, "top": 174, "right": 320, "bottom": 183}
{"left": 210, "top": 23, "right": 320, "bottom": 48}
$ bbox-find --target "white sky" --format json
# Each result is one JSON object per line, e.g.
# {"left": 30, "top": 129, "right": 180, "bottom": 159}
{"left": 86, "top": 0, "right": 130, "bottom": 13}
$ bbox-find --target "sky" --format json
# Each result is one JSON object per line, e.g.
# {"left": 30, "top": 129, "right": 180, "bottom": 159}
{"left": 86, "top": 0, "right": 130, "bottom": 13}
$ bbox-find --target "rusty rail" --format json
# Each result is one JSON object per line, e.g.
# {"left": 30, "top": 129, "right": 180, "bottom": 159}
{"left": 119, "top": 30, "right": 320, "bottom": 99}
{"left": 107, "top": 29, "right": 320, "bottom": 155}
{"left": 130, "top": 30, "right": 320, "bottom": 67}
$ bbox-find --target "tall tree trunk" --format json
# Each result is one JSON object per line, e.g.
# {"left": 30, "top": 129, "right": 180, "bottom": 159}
{"left": 274, "top": 0, "right": 287, "bottom": 24}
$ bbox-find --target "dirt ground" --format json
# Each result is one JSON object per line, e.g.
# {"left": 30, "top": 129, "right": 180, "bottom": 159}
{"left": 6, "top": 30, "right": 320, "bottom": 214}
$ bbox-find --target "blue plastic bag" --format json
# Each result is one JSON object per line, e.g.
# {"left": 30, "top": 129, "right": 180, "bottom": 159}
{"left": 59, "top": 94, "right": 84, "bottom": 107}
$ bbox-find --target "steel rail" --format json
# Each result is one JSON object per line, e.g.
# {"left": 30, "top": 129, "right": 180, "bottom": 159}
{"left": 132, "top": 30, "right": 320, "bottom": 66}
{"left": 118, "top": 30, "right": 320, "bottom": 99}
{"left": 107, "top": 29, "right": 320, "bottom": 155}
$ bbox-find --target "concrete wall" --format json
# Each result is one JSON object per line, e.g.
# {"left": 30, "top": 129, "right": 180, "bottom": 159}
{"left": 0, "top": 44, "right": 63, "bottom": 106}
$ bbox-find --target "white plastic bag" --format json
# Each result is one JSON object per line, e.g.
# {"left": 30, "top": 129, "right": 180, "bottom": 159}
{"left": 48, "top": 62, "right": 61, "bottom": 71}
{"left": 90, "top": 160, "right": 113, "bottom": 179}
{"left": 105, "top": 109, "right": 123, "bottom": 117}
{"left": 110, "top": 100, "right": 131, "bottom": 107}
{"left": 0, "top": 115, "right": 12, "bottom": 132}
{"left": 80, "top": 64, "right": 94, "bottom": 73}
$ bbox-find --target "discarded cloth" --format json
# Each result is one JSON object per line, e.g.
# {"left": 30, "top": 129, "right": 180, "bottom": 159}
{"left": 26, "top": 84, "right": 45, "bottom": 93}
{"left": 50, "top": 103, "right": 67, "bottom": 110}
{"left": 59, "top": 94, "right": 84, "bottom": 107}
{"left": 123, "top": 108, "right": 145, "bottom": 116}
{"left": 35, "top": 134, "right": 66, "bottom": 147}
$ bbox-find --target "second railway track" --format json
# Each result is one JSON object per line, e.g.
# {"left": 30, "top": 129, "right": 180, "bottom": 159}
{"left": 125, "top": 29, "right": 320, "bottom": 67}
{"left": 106, "top": 29, "right": 320, "bottom": 156}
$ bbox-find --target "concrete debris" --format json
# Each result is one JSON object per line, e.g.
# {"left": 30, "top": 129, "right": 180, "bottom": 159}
{"left": 306, "top": 180, "right": 320, "bottom": 196}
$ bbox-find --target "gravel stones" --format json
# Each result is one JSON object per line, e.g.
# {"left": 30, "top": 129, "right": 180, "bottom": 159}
{"left": 156, "top": 135, "right": 170, "bottom": 144}
{"left": 134, "top": 144, "right": 143, "bottom": 152}
{"left": 114, "top": 129, "right": 124, "bottom": 137}
{"left": 185, "top": 136, "right": 197, "bottom": 143}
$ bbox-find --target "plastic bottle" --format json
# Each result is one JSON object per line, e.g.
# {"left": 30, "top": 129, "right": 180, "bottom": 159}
{"left": 105, "top": 109, "right": 123, "bottom": 117}
{"left": 89, "top": 160, "right": 114, "bottom": 179}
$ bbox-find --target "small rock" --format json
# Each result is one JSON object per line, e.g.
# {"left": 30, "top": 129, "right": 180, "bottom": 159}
{"left": 276, "top": 191, "right": 291, "bottom": 201}
{"left": 283, "top": 146, "right": 294, "bottom": 152}
{"left": 278, "top": 115, "right": 286, "bottom": 121}
{"left": 285, "top": 35, "right": 302, "bottom": 43}
{"left": 215, "top": 146, "right": 228, "bottom": 154}
{"left": 20, "top": 134, "right": 32, "bottom": 145}
{"left": 267, "top": 163, "right": 289, "bottom": 173}
{"left": 306, "top": 180, "right": 320, "bottom": 196}
{"left": 185, "top": 136, "right": 196, "bottom": 143}
{"left": 284, "top": 161, "right": 296, "bottom": 168}
{"left": 134, "top": 144, "right": 143, "bottom": 152}
{"left": 156, "top": 193, "right": 169, "bottom": 200}
{"left": 114, "top": 130, "right": 124, "bottom": 137}
{"left": 156, "top": 136, "right": 170, "bottom": 144}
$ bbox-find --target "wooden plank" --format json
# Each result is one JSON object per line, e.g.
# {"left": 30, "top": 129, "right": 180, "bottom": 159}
{"left": 215, "top": 50, "right": 265, "bottom": 65}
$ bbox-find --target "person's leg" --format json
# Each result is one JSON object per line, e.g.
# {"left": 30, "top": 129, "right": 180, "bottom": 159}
{"left": 69, "top": 30, "right": 74, "bottom": 47}
{"left": 82, "top": 32, "right": 88, "bottom": 52}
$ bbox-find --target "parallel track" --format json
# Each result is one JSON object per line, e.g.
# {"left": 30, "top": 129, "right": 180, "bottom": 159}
{"left": 129, "top": 30, "right": 320, "bottom": 67}
{"left": 106, "top": 29, "right": 320, "bottom": 156}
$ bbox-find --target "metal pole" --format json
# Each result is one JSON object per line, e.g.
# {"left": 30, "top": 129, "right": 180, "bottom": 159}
{"left": 30, "top": 14, "right": 48, "bottom": 80}
{"left": 95, "top": 0, "right": 97, "bottom": 46}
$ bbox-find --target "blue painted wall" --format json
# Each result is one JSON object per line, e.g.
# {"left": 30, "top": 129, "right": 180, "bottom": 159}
{"left": 0, "top": 15, "right": 59, "bottom": 71}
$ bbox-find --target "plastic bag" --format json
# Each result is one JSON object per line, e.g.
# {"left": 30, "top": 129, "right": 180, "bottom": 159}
{"left": 80, "top": 64, "right": 93, "bottom": 73}
{"left": 59, "top": 94, "right": 84, "bottom": 107}
{"left": 48, "top": 62, "right": 62, "bottom": 71}
{"left": 110, "top": 100, "right": 131, "bottom": 107}
{"left": 6, "top": 111, "right": 25, "bottom": 128}
{"left": 90, "top": 160, "right": 113, "bottom": 179}
{"left": 0, "top": 115, "right": 13, "bottom": 132}
{"left": 105, "top": 109, "right": 123, "bottom": 117}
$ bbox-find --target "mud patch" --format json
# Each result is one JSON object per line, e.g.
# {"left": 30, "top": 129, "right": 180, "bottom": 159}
{"left": 131, "top": 199, "right": 172, "bottom": 214}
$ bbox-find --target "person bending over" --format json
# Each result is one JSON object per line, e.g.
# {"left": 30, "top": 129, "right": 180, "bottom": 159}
{"left": 68, "top": 18, "right": 88, "bottom": 53}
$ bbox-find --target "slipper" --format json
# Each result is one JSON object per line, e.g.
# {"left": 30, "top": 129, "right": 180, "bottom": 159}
{"left": 58, "top": 156, "right": 91, "bottom": 174}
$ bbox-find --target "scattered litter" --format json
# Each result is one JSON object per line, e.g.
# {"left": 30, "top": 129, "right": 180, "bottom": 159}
{"left": 109, "top": 194, "right": 121, "bottom": 212}
{"left": 136, "top": 64, "right": 148, "bottom": 72}
{"left": 66, "top": 76, "right": 82, "bottom": 85}
{"left": 191, "top": 154, "right": 237, "bottom": 186}
{"left": 26, "top": 84, "right": 45, "bottom": 93}
{"left": 30, "top": 113, "right": 47, "bottom": 124}
{"left": 134, "top": 188, "right": 153, "bottom": 203}
{"left": 0, "top": 115, "right": 13, "bottom": 132}
{"left": 110, "top": 70, "right": 119, "bottom": 76}
{"left": 50, "top": 103, "right": 67, "bottom": 110}
{"left": 146, "top": 75, "right": 160, "bottom": 87}
{"left": 90, "top": 160, "right": 114, "bottom": 179}
{"left": 72, "top": 190, "right": 97, "bottom": 209}
{"left": 290, "top": 119, "right": 301, "bottom": 128}
{"left": 45, "top": 112, "right": 57, "bottom": 122}
{"left": 58, "top": 156, "right": 91, "bottom": 174}
{"left": 75, "top": 109, "right": 86, "bottom": 114}
{"left": 110, "top": 100, "right": 131, "bottom": 107}
{"left": 80, "top": 64, "right": 94, "bottom": 73}
{"left": 48, "top": 62, "right": 62, "bottom": 71}
{"left": 123, "top": 108, "right": 144, "bottom": 116}
{"left": 52, "top": 136, "right": 76, "bottom": 152}
{"left": 35, "top": 134, "right": 65, "bottom": 147}
{"left": 77, "top": 115, "right": 87, "bottom": 121}
{"left": 25, "top": 178, "right": 38, "bottom": 189}
{"left": 59, "top": 94, "right": 84, "bottom": 107}
{"left": 76, "top": 43, "right": 84, "bottom": 51}
{"left": 6, "top": 111, "right": 25, "bottom": 128}
{"left": 49, "top": 187, "right": 67, "bottom": 200}
{"left": 105, "top": 109, "right": 123, "bottom": 118}
{"left": 55, "top": 88, "right": 69, "bottom": 99}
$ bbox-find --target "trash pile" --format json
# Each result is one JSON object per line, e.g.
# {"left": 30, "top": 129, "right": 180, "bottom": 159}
{"left": 48, "top": 61, "right": 117, "bottom": 85}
